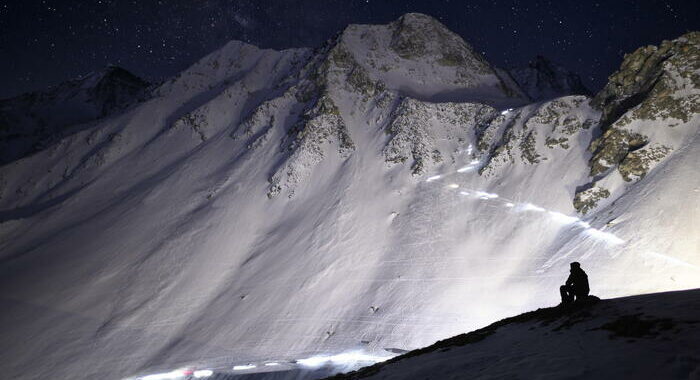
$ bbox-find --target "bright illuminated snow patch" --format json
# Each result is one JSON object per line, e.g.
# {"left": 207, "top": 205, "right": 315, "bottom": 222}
{"left": 548, "top": 211, "right": 580, "bottom": 225}
{"left": 297, "top": 351, "right": 392, "bottom": 368}
{"left": 447, "top": 184, "right": 460, "bottom": 189}
{"left": 457, "top": 166, "right": 475, "bottom": 173}
{"left": 577, "top": 221, "right": 591, "bottom": 229}
{"left": 137, "top": 369, "right": 186, "bottom": 380}
{"left": 475, "top": 191, "right": 498, "bottom": 199}
{"left": 193, "top": 370, "right": 213, "bottom": 378}
{"left": 426, "top": 175, "right": 442, "bottom": 182}
{"left": 264, "top": 362, "right": 280, "bottom": 367}
{"left": 585, "top": 228, "right": 625, "bottom": 245}
{"left": 233, "top": 364, "right": 257, "bottom": 371}
{"left": 520, "top": 203, "right": 545, "bottom": 212}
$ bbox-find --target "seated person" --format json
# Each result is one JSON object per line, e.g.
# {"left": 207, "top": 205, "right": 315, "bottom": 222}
{"left": 560, "top": 261, "right": 589, "bottom": 304}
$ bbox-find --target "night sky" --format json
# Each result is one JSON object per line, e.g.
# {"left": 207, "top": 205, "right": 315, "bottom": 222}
{"left": 1, "top": 0, "right": 698, "bottom": 99}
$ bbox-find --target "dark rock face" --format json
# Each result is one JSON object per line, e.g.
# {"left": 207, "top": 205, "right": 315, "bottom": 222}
{"left": 0, "top": 66, "right": 149, "bottom": 165}
{"left": 508, "top": 56, "right": 592, "bottom": 102}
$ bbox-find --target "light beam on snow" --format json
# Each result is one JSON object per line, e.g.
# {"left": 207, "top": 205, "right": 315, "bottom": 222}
{"left": 577, "top": 221, "right": 591, "bottom": 229}
{"left": 584, "top": 228, "right": 625, "bottom": 245}
{"left": 501, "top": 108, "right": 513, "bottom": 115}
{"left": 138, "top": 369, "right": 186, "bottom": 380}
{"left": 548, "top": 211, "right": 580, "bottom": 225}
{"left": 520, "top": 203, "right": 545, "bottom": 212}
{"left": 457, "top": 166, "right": 475, "bottom": 173}
{"left": 264, "top": 362, "right": 280, "bottom": 367}
{"left": 475, "top": 191, "right": 498, "bottom": 199}
{"left": 426, "top": 175, "right": 442, "bottom": 182}
{"left": 297, "top": 351, "right": 393, "bottom": 368}
{"left": 447, "top": 184, "right": 460, "bottom": 189}
{"left": 439, "top": 180, "right": 626, "bottom": 246}
{"left": 233, "top": 364, "right": 256, "bottom": 371}
{"left": 193, "top": 370, "right": 213, "bottom": 378}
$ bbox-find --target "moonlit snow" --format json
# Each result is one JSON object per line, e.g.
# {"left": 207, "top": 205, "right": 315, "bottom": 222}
{"left": 0, "top": 13, "right": 698, "bottom": 380}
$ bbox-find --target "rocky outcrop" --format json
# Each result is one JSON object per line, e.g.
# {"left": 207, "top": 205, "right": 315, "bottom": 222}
{"left": 384, "top": 98, "right": 496, "bottom": 175}
{"left": 478, "top": 96, "right": 597, "bottom": 176}
{"left": 592, "top": 32, "right": 700, "bottom": 129}
{"left": 389, "top": 13, "right": 491, "bottom": 76}
{"left": 573, "top": 32, "right": 700, "bottom": 214}
{"left": 573, "top": 184, "right": 611, "bottom": 214}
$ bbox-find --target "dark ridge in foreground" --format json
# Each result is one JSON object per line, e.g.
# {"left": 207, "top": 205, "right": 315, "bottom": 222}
{"left": 325, "top": 289, "right": 700, "bottom": 379}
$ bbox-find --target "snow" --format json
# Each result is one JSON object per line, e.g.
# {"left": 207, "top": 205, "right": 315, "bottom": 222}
{"left": 0, "top": 13, "right": 697, "bottom": 380}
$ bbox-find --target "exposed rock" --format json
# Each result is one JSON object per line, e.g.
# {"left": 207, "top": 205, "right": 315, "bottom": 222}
{"left": 172, "top": 106, "right": 209, "bottom": 142}
{"left": 384, "top": 98, "right": 496, "bottom": 175}
{"left": 526, "top": 96, "right": 597, "bottom": 150}
{"left": 268, "top": 91, "right": 354, "bottom": 198}
{"left": 574, "top": 32, "right": 699, "bottom": 212}
{"left": 478, "top": 96, "right": 597, "bottom": 176}
{"left": 618, "top": 144, "right": 672, "bottom": 182}
{"left": 589, "top": 129, "right": 649, "bottom": 177}
{"left": 573, "top": 184, "right": 611, "bottom": 214}
{"left": 389, "top": 13, "right": 491, "bottom": 76}
{"left": 592, "top": 32, "right": 700, "bottom": 129}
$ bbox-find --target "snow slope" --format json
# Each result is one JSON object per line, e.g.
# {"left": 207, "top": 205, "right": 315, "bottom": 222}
{"left": 327, "top": 289, "right": 700, "bottom": 380}
{"left": 0, "top": 14, "right": 698, "bottom": 380}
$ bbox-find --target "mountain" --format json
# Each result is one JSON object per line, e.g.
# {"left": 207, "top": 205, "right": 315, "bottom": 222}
{"left": 507, "top": 55, "right": 592, "bottom": 101}
{"left": 0, "top": 65, "right": 149, "bottom": 164}
{"left": 326, "top": 289, "right": 700, "bottom": 380}
{"left": 0, "top": 13, "right": 697, "bottom": 380}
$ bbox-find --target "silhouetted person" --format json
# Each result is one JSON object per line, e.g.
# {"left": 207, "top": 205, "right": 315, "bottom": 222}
{"left": 560, "top": 262, "right": 589, "bottom": 304}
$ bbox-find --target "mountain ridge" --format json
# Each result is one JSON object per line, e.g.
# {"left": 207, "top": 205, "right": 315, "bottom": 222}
{"left": 0, "top": 13, "right": 697, "bottom": 380}
{"left": 324, "top": 288, "right": 700, "bottom": 380}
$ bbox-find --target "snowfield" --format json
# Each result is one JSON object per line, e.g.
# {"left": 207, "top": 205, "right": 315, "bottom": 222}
{"left": 0, "top": 13, "right": 698, "bottom": 380}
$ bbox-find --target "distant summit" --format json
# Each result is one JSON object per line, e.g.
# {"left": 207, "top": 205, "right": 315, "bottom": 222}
{"left": 0, "top": 65, "right": 148, "bottom": 165}
{"left": 507, "top": 55, "right": 592, "bottom": 101}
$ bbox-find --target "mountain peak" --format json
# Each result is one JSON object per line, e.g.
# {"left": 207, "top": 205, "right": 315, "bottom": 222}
{"left": 0, "top": 65, "right": 149, "bottom": 164}
{"left": 507, "top": 55, "right": 592, "bottom": 101}
{"left": 329, "top": 13, "right": 526, "bottom": 105}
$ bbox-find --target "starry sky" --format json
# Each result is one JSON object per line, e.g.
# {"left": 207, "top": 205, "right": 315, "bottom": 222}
{"left": 1, "top": 0, "right": 698, "bottom": 98}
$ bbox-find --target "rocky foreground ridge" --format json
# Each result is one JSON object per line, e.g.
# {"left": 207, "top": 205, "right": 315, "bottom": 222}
{"left": 325, "top": 289, "right": 700, "bottom": 380}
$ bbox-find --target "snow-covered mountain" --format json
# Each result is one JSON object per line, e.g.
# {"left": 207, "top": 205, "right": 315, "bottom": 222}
{"left": 326, "top": 289, "right": 700, "bottom": 380}
{"left": 0, "top": 13, "right": 698, "bottom": 380}
{"left": 507, "top": 55, "right": 592, "bottom": 101}
{"left": 0, "top": 65, "right": 149, "bottom": 164}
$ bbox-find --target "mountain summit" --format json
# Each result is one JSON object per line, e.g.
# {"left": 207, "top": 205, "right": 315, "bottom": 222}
{"left": 0, "top": 65, "right": 148, "bottom": 164}
{"left": 507, "top": 55, "right": 592, "bottom": 101}
{"left": 0, "top": 14, "right": 698, "bottom": 380}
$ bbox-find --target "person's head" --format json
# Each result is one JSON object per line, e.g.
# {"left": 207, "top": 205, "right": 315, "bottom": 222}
{"left": 570, "top": 262, "right": 581, "bottom": 270}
